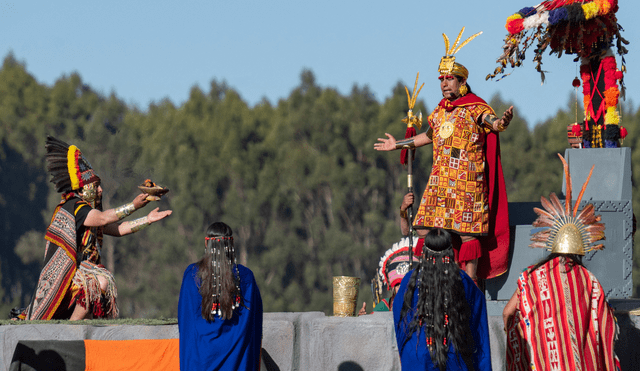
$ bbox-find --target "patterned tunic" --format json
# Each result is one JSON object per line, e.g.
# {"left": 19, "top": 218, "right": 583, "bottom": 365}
{"left": 414, "top": 99, "right": 494, "bottom": 236}
{"left": 506, "top": 257, "right": 620, "bottom": 371}
{"left": 26, "top": 194, "right": 115, "bottom": 319}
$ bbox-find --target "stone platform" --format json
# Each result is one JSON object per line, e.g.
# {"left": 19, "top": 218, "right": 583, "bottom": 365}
{"left": 2, "top": 306, "right": 639, "bottom": 371}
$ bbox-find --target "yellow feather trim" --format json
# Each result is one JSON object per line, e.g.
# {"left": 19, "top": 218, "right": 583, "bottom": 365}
{"left": 67, "top": 145, "right": 80, "bottom": 191}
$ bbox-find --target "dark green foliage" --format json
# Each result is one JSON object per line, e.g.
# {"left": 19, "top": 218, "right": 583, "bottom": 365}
{"left": 1, "top": 56, "right": 639, "bottom": 319}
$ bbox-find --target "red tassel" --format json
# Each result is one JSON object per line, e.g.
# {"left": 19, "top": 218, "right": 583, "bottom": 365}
{"left": 620, "top": 127, "right": 628, "bottom": 139}
{"left": 400, "top": 126, "right": 417, "bottom": 165}
{"left": 572, "top": 77, "right": 581, "bottom": 88}
{"left": 572, "top": 124, "right": 582, "bottom": 137}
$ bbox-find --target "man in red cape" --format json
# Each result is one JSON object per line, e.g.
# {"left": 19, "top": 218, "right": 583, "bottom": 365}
{"left": 502, "top": 154, "right": 620, "bottom": 370}
{"left": 375, "top": 32, "right": 513, "bottom": 284}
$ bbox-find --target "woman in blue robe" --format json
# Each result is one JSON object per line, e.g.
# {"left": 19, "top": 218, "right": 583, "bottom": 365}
{"left": 393, "top": 228, "right": 491, "bottom": 371}
{"left": 178, "top": 222, "right": 263, "bottom": 371}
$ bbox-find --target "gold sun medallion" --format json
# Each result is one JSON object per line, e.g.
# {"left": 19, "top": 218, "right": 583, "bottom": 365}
{"left": 440, "top": 121, "right": 454, "bottom": 139}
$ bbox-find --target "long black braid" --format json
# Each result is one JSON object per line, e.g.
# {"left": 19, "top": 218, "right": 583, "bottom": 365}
{"left": 397, "top": 229, "right": 475, "bottom": 370}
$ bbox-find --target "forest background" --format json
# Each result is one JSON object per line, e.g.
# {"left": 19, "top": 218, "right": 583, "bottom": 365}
{"left": 0, "top": 54, "right": 638, "bottom": 318}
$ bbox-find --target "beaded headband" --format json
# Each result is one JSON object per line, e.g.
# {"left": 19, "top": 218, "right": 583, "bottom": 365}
{"left": 423, "top": 244, "right": 453, "bottom": 254}
{"left": 205, "top": 236, "right": 233, "bottom": 241}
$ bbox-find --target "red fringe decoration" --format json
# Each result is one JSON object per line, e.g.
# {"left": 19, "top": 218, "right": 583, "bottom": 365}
{"left": 602, "top": 56, "right": 618, "bottom": 86}
{"left": 93, "top": 300, "right": 106, "bottom": 318}
{"left": 548, "top": 14, "right": 617, "bottom": 58}
{"left": 400, "top": 126, "right": 417, "bottom": 165}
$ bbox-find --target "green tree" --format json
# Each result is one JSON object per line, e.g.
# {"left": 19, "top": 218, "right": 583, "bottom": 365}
{"left": 2, "top": 55, "right": 640, "bottom": 319}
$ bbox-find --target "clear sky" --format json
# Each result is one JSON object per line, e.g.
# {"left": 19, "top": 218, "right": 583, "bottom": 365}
{"left": 1, "top": 0, "right": 637, "bottom": 128}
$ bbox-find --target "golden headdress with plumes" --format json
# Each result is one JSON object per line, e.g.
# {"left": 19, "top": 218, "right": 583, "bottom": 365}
{"left": 439, "top": 27, "right": 483, "bottom": 79}
{"left": 530, "top": 154, "right": 605, "bottom": 255}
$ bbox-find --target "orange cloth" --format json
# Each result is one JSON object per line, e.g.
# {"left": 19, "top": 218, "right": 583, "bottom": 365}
{"left": 85, "top": 339, "right": 179, "bottom": 371}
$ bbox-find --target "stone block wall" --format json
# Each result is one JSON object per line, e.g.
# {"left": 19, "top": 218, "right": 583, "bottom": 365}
{"left": 2, "top": 307, "right": 640, "bottom": 371}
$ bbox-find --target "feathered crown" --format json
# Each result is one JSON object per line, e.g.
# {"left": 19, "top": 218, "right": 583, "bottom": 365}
{"left": 530, "top": 154, "right": 605, "bottom": 255}
{"left": 438, "top": 27, "right": 482, "bottom": 79}
{"left": 45, "top": 136, "right": 100, "bottom": 193}
{"left": 378, "top": 237, "right": 420, "bottom": 290}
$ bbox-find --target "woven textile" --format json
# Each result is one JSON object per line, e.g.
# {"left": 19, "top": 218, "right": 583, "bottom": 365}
{"left": 506, "top": 257, "right": 619, "bottom": 371}
{"left": 414, "top": 96, "right": 494, "bottom": 235}
{"left": 27, "top": 201, "right": 78, "bottom": 320}
{"left": 413, "top": 93, "right": 510, "bottom": 278}
{"left": 26, "top": 194, "right": 113, "bottom": 320}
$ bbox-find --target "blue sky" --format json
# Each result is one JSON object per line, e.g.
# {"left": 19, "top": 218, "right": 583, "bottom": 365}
{"left": 1, "top": 0, "right": 637, "bottom": 128}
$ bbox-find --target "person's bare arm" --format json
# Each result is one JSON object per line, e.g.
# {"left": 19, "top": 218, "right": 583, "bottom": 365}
{"left": 358, "top": 302, "right": 369, "bottom": 316}
{"left": 503, "top": 289, "right": 519, "bottom": 330}
{"left": 84, "top": 193, "right": 150, "bottom": 227}
{"left": 374, "top": 132, "right": 432, "bottom": 151}
{"left": 400, "top": 193, "right": 414, "bottom": 236}
{"left": 103, "top": 207, "right": 172, "bottom": 237}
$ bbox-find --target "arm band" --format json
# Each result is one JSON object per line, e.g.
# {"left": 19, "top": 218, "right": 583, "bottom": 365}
{"left": 483, "top": 114, "right": 499, "bottom": 127}
{"left": 426, "top": 127, "right": 433, "bottom": 140}
{"left": 395, "top": 138, "right": 416, "bottom": 149}
{"left": 483, "top": 114, "right": 509, "bottom": 132}
{"left": 400, "top": 208, "right": 408, "bottom": 219}
{"left": 115, "top": 203, "right": 136, "bottom": 220}
{"left": 129, "top": 216, "right": 150, "bottom": 233}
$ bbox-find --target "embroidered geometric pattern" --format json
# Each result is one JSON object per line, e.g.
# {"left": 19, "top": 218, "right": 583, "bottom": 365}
{"left": 47, "top": 208, "right": 77, "bottom": 256}
{"left": 28, "top": 200, "right": 79, "bottom": 320}
{"left": 506, "top": 257, "right": 620, "bottom": 371}
{"left": 414, "top": 104, "right": 492, "bottom": 235}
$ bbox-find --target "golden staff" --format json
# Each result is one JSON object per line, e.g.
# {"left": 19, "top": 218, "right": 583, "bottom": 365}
{"left": 399, "top": 73, "right": 423, "bottom": 268}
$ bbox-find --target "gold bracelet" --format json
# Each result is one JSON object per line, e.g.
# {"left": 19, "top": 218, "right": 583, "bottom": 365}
{"left": 115, "top": 203, "right": 136, "bottom": 220}
{"left": 400, "top": 209, "right": 408, "bottom": 219}
{"left": 129, "top": 216, "right": 150, "bottom": 233}
{"left": 395, "top": 138, "right": 416, "bottom": 149}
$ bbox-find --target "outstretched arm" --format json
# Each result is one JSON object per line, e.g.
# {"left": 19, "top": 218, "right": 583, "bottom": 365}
{"left": 374, "top": 132, "right": 432, "bottom": 152}
{"left": 103, "top": 207, "right": 172, "bottom": 236}
{"left": 84, "top": 193, "right": 150, "bottom": 227}
{"left": 483, "top": 106, "right": 514, "bottom": 132}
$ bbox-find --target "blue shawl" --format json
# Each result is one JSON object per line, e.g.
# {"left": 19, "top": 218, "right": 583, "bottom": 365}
{"left": 393, "top": 270, "right": 492, "bottom": 371}
{"left": 179, "top": 263, "right": 263, "bottom": 371}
